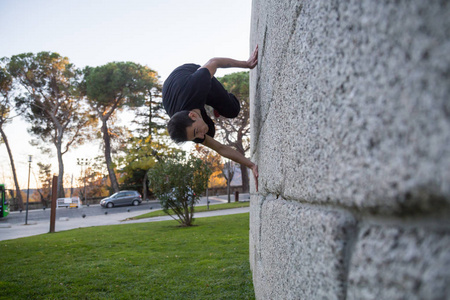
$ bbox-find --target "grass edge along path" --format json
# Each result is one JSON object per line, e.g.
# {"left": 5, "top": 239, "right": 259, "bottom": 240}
{"left": 129, "top": 201, "right": 250, "bottom": 220}
{"left": 0, "top": 213, "right": 255, "bottom": 300}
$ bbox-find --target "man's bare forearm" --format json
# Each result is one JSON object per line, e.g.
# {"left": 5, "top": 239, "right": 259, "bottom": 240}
{"left": 201, "top": 45, "right": 258, "bottom": 77}
{"left": 219, "top": 143, "right": 255, "bottom": 169}
{"left": 207, "top": 57, "right": 249, "bottom": 69}
{"left": 202, "top": 58, "right": 250, "bottom": 77}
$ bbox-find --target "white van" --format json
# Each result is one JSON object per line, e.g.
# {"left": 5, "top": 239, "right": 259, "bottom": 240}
{"left": 56, "top": 197, "right": 81, "bottom": 208}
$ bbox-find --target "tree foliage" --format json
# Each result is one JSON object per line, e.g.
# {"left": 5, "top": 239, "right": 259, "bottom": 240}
{"left": 118, "top": 135, "right": 183, "bottom": 198}
{"left": 117, "top": 76, "right": 172, "bottom": 199}
{"left": 133, "top": 85, "right": 166, "bottom": 138}
{"left": 83, "top": 62, "right": 160, "bottom": 193}
{"left": 0, "top": 61, "right": 24, "bottom": 208}
{"left": 148, "top": 157, "right": 211, "bottom": 227}
{"left": 6, "top": 52, "right": 95, "bottom": 197}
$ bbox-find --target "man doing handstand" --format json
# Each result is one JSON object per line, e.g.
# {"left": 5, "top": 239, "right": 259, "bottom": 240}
{"left": 162, "top": 46, "right": 259, "bottom": 191}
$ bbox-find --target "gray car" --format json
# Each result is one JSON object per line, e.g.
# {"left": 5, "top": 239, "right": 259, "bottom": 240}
{"left": 100, "top": 191, "right": 142, "bottom": 208}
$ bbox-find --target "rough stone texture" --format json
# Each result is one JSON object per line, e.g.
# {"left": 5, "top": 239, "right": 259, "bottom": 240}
{"left": 347, "top": 223, "right": 450, "bottom": 300}
{"left": 250, "top": 195, "right": 356, "bottom": 300}
{"left": 250, "top": 0, "right": 450, "bottom": 214}
{"left": 249, "top": 0, "right": 450, "bottom": 299}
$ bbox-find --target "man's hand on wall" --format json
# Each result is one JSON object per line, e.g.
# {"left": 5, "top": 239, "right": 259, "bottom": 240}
{"left": 247, "top": 45, "right": 259, "bottom": 69}
{"left": 251, "top": 164, "right": 259, "bottom": 192}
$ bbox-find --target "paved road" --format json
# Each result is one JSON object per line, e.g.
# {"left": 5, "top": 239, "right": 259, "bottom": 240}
{"left": 2, "top": 193, "right": 246, "bottom": 225}
{"left": 0, "top": 194, "right": 250, "bottom": 241}
{"left": 3, "top": 200, "right": 162, "bottom": 225}
{"left": 0, "top": 202, "right": 156, "bottom": 224}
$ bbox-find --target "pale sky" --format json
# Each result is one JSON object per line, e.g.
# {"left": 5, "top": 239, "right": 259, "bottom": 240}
{"left": 0, "top": 0, "right": 252, "bottom": 189}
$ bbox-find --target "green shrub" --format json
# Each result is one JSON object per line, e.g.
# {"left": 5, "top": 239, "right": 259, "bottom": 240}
{"left": 148, "top": 157, "right": 211, "bottom": 226}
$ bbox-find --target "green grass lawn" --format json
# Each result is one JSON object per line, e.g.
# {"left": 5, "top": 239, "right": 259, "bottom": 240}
{"left": 131, "top": 201, "right": 250, "bottom": 220}
{"left": 0, "top": 213, "right": 255, "bottom": 300}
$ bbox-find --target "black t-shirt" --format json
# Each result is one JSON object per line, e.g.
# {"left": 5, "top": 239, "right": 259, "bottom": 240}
{"left": 162, "top": 64, "right": 215, "bottom": 143}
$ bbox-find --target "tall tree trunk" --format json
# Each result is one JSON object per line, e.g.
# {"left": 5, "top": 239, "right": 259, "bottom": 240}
{"left": 0, "top": 128, "right": 24, "bottom": 209}
{"left": 224, "top": 162, "right": 234, "bottom": 203}
{"left": 56, "top": 138, "right": 65, "bottom": 198}
{"left": 240, "top": 163, "right": 250, "bottom": 193}
{"left": 101, "top": 119, "right": 119, "bottom": 193}
{"left": 236, "top": 136, "right": 249, "bottom": 192}
{"left": 143, "top": 171, "right": 148, "bottom": 202}
{"left": 227, "top": 177, "right": 231, "bottom": 203}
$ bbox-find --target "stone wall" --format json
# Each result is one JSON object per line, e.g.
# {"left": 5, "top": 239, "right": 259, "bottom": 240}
{"left": 249, "top": 1, "right": 450, "bottom": 299}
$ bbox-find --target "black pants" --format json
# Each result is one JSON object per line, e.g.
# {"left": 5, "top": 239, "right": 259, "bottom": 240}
{"left": 206, "top": 76, "right": 241, "bottom": 118}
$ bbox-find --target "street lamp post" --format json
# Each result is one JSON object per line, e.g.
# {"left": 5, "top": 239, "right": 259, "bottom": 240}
{"left": 25, "top": 155, "right": 32, "bottom": 225}
{"left": 77, "top": 158, "right": 90, "bottom": 205}
{"left": 224, "top": 160, "right": 234, "bottom": 204}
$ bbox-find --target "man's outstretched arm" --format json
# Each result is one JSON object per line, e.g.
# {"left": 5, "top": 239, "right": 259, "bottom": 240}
{"left": 201, "top": 45, "right": 258, "bottom": 78}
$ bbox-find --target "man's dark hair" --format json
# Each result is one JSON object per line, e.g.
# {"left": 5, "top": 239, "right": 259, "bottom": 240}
{"left": 167, "top": 110, "right": 195, "bottom": 143}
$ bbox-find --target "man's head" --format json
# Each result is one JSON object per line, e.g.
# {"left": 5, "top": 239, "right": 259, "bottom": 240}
{"left": 167, "top": 110, "right": 209, "bottom": 143}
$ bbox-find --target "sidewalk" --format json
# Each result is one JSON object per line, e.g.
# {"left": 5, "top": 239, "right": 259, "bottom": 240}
{"left": 0, "top": 207, "right": 250, "bottom": 242}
